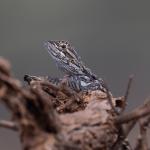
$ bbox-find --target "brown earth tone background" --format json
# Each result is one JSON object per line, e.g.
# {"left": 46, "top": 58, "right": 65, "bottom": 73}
{"left": 0, "top": 0, "right": 150, "bottom": 149}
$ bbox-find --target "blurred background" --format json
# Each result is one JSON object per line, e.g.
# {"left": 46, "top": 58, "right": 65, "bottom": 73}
{"left": 0, "top": 0, "right": 150, "bottom": 149}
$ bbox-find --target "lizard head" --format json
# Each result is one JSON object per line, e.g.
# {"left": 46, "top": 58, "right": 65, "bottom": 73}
{"left": 44, "top": 40, "right": 80, "bottom": 61}
{"left": 44, "top": 40, "right": 98, "bottom": 78}
{"left": 44, "top": 40, "right": 84, "bottom": 75}
{"left": 44, "top": 40, "right": 104, "bottom": 91}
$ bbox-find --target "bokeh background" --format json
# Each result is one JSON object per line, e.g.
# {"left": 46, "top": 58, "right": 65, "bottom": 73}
{"left": 0, "top": 0, "right": 150, "bottom": 149}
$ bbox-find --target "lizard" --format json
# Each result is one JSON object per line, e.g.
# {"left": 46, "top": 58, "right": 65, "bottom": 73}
{"left": 44, "top": 40, "right": 106, "bottom": 92}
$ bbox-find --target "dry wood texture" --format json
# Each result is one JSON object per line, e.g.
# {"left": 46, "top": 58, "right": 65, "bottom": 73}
{"left": 0, "top": 57, "right": 149, "bottom": 150}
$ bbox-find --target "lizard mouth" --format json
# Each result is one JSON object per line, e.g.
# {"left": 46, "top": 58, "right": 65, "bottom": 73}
{"left": 44, "top": 41, "right": 59, "bottom": 57}
{"left": 44, "top": 40, "right": 55, "bottom": 49}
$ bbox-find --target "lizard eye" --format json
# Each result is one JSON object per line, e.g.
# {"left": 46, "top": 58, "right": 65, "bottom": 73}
{"left": 61, "top": 44, "right": 66, "bottom": 49}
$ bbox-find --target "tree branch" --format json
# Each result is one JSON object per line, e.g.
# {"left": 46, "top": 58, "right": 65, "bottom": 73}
{"left": 0, "top": 120, "right": 18, "bottom": 131}
{"left": 116, "top": 99, "right": 150, "bottom": 124}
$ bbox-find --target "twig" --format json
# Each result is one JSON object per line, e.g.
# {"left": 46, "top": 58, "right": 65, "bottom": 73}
{"left": 0, "top": 120, "right": 18, "bottom": 131}
{"left": 116, "top": 99, "right": 150, "bottom": 124}
{"left": 24, "top": 75, "right": 82, "bottom": 103}
{"left": 123, "top": 120, "right": 137, "bottom": 136}
{"left": 113, "top": 99, "right": 150, "bottom": 150}
{"left": 112, "top": 75, "right": 134, "bottom": 150}
{"left": 136, "top": 115, "right": 150, "bottom": 150}
{"left": 112, "top": 124, "right": 134, "bottom": 150}
{"left": 121, "top": 75, "right": 134, "bottom": 112}
{"left": 112, "top": 120, "right": 137, "bottom": 150}
{"left": 138, "top": 123, "right": 148, "bottom": 150}
{"left": 103, "top": 82, "right": 118, "bottom": 114}
{"left": 113, "top": 119, "right": 137, "bottom": 150}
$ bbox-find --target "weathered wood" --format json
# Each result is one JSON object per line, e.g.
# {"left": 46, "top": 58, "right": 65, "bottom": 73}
{"left": 0, "top": 57, "right": 149, "bottom": 150}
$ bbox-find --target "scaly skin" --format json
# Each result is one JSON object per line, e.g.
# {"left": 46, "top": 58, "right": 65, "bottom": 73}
{"left": 44, "top": 40, "right": 106, "bottom": 92}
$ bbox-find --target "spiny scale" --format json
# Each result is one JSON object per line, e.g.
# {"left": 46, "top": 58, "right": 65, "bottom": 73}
{"left": 44, "top": 40, "right": 106, "bottom": 92}
{"left": 44, "top": 40, "right": 84, "bottom": 75}
{"left": 67, "top": 75, "right": 106, "bottom": 92}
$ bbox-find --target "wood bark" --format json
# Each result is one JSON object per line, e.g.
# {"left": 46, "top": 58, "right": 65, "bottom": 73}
{"left": 0, "top": 57, "right": 149, "bottom": 150}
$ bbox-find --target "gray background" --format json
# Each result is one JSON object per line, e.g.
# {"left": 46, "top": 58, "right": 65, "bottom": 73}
{"left": 0, "top": 0, "right": 150, "bottom": 149}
